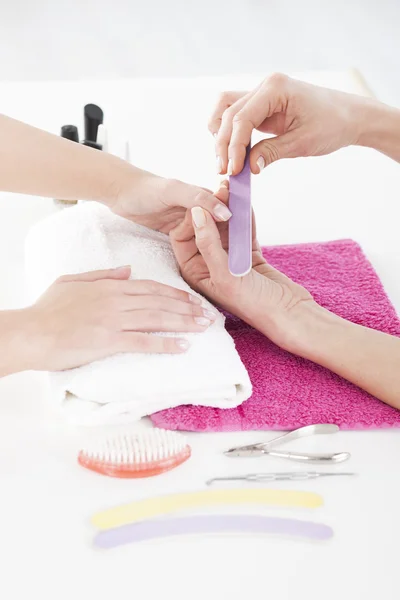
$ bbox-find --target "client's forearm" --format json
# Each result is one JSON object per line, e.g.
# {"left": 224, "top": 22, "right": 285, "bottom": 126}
{"left": 284, "top": 303, "right": 400, "bottom": 409}
{"left": 0, "top": 114, "right": 136, "bottom": 204}
{"left": 357, "top": 100, "right": 400, "bottom": 163}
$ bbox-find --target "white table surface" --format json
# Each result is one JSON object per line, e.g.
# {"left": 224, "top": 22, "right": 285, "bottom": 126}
{"left": 1, "top": 72, "right": 400, "bottom": 600}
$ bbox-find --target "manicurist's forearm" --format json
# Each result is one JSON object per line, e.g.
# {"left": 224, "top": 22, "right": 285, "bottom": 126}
{"left": 357, "top": 100, "right": 400, "bottom": 163}
{"left": 287, "top": 303, "right": 400, "bottom": 409}
{"left": 0, "top": 114, "right": 136, "bottom": 204}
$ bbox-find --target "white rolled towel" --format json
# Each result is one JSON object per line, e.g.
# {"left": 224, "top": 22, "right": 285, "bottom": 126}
{"left": 25, "top": 202, "right": 252, "bottom": 426}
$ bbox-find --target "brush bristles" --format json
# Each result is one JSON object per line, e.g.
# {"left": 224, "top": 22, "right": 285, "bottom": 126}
{"left": 81, "top": 428, "right": 188, "bottom": 466}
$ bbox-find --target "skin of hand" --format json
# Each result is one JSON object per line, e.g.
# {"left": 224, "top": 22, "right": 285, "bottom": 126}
{"left": 208, "top": 73, "right": 390, "bottom": 175}
{"left": 170, "top": 182, "right": 313, "bottom": 349}
{"left": 0, "top": 114, "right": 231, "bottom": 235}
{"left": 171, "top": 194, "right": 400, "bottom": 410}
{"left": 0, "top": 266, "right": 217, "bottom": 377}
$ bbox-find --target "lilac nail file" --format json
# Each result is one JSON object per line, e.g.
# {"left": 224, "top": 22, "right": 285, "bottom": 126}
{"left": 94, "top": 515, "right": 333, "bottom": 548}
{"left": 228, "top": 145, "right": 252, "bottom": 277}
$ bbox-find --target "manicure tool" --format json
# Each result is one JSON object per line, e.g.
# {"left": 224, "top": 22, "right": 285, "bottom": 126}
{"left": 94, "top": 515, "right": 333, "bottom": 548}
{"left": 78, "top": 428, "right": 191, "bottom": 478}
{"left": 207, "top": 471, "right": 356, "bottom": 485}
{"left": 224, "top": 424, "right": 351, "bottom": 463}
{"left": 91, "top": 488, "right": 323, "bottom": 530}
{"left": 228, "top": 144, "right": 252, "bottom": 277}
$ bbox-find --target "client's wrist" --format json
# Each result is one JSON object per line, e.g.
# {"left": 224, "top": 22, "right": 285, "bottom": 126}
{"left": 97, "top": 154, "right": 144, "bottom": 212}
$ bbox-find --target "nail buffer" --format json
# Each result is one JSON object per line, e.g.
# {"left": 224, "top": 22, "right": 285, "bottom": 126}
{"left": 91, "top": 488, "right": 323, "bottom": 530}
{"left": 228, "top": 145, "right": 252, "bottom": 277}
{"left": 94, "top": 515, "right": 333, "bottom": 548}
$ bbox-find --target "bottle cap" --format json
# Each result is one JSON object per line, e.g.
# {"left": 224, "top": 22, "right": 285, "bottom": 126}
{"left": 60, "top": 124, "right": 79, "bottom": 143}
{"left": 84, "top": 104, "right": 104, "bottom": 143}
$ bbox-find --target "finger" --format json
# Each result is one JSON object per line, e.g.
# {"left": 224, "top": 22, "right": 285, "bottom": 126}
{"left": 214, "top": 180, "right": 229, "bottom": 205}
{"left": 58, "top": 266, "right": 131, "bottom": 284}
{"left": 191, "top": 207, "right": 229, "bottom": 281}
{"left": 117, "top": 332, "right": 190, "bottom": 354}
{"left": 119, "top": 279, "right": 201, "bottom": 305}
{"left": 249, "top": 131, "right": 298, "bottom": 172}
{"left": 215, "top": 93, "right": 251, "bottom": 175}
{"left": 120, "top": 310, "right": 213, "bottom": 333}
{"left": 208, "top": 90, "right": 248, "bottom": 137}
{"left": 119, "top": 295, "right": 217, "bottom": 320}
{"left": 169, "top": 210, "right": 198, "bottom": 270}
{"left": 168, "top": 180, "right": 232, "bottom": 222}
{"left": 228, "top": 74, "right": 290, "bottom": 174}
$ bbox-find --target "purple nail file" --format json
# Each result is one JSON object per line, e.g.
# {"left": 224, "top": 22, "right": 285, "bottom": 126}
{"left": 94, "top": 515, "right": 333, "bottom": 549}
{"left": 228, "top": 145, "right": 252, "bottom": 277}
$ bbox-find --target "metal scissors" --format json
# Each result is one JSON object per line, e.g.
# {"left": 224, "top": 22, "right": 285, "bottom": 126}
{"left": 207, "top": 471, "right": 356, "bottom": 485}
{"left": 224, "top": 424, "right": 350, "bottom": 464}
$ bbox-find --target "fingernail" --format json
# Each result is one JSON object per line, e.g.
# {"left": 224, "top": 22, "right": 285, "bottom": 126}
{"left": 116, "top": 265, "right": 131, "bottom": 270}
{"left": 189, "top": 294, "right": 201, "bottom": 304}
{"left": 216, "top": 156, "right": 222, "bottom": 174}
{"left": 256, "top": 156, "right": 265, "bottom": 173}
{"left": 203, "top": 309, "right": 217, "bottom": 320}
{"left": 213, "top": 132, "right": 218, "bottom": 139}
{"left": 176, "top": 339, "right": 190, "bottom": 351}
{"left": 194, "top": 317, "right": 211, "bottom": 326}
{"left": 213, "top": 203, "right": 232, "bottom": 221}
{"left": 191, "top": 207, "right": 207, "bottom": 228}
{"left": 227, "top": 159, "right": 233, "bottom": 175}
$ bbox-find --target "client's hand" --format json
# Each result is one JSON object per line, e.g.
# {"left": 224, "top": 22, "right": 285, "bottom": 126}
{"left": 22, "top": 266, "right": 216, "bottom": 371}
{"left": 112, "top": 170, "right": 232, "bottom": 234}
{"left": 170, "top": 186, "right": 313, "bottom": 350}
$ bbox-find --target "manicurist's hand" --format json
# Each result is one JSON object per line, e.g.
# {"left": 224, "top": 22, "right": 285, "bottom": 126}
{"left": 0, "top": 266, "right": 216, "bottom": 376}
{"left": 209, "top": 73, "right": 400, "bottom": 175}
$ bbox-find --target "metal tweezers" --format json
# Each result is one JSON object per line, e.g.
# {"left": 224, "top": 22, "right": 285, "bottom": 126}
{"left": 224, "top": 424, "right": 350, "bottom": 464}
{"left": 207, "top": 471, "right": 356, "bottom": 485}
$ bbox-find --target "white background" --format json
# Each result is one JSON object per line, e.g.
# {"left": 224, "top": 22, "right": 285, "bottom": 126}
{"left": 1, "top": 0, "right": 400, "bottom": 105}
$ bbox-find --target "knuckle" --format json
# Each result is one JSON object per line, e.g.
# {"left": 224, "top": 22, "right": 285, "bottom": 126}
{"left": 141, "top": 280, "right": 159, "bottom": 295}
{"left": 261, "top": 140, "right": 280, "bottom": 164}
{"left": 264, "top": 72, "right": 288, "bottom": 89}
{"left": 217, "top": 91, "right": 230, "bottom": 106}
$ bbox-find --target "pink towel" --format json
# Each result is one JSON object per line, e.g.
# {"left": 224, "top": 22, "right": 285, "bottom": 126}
{"left": 151, "top": 239, "right": 400, "bottom": 431}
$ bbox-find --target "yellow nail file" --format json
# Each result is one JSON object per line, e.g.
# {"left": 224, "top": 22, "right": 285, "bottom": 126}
{"left": 91, "top": 488, "right": 323, "bottom": 530}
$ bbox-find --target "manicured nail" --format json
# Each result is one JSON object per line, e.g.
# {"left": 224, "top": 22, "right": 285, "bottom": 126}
{"left": 176, "top": 339, "right": 190, "bottom": 351}
{"left": 227, "top": 158, "right": 233, "bottom": 175}
{"left": 189, "top": 294, "right": 201, "bottom": 304}
{"left": 256, "top": 156, "right": 265, "bottom": 173}
{"left": 216, "top": 156, "right": 222, "bottom": 174}
{"left": 203, "top": 309, "right": 217, "bottom": 320}
{"left": 213, "top": 203, "right": 232, "bottom": 221}
{"left": 191, "top": 207, "right": 207, "bottom": 228}
{"left": 194, "top": 317, "right": 211, "bottom": 326}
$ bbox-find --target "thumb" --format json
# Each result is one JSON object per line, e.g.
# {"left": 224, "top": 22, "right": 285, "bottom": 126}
{"left": 250, "top": 131, "right": 298, "bottom": 172}
{"left": 58, "top": 266, "right": 131, "bottom": 283}
{"left": 191, "top": 207, "right": 229, "bottom": 281}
